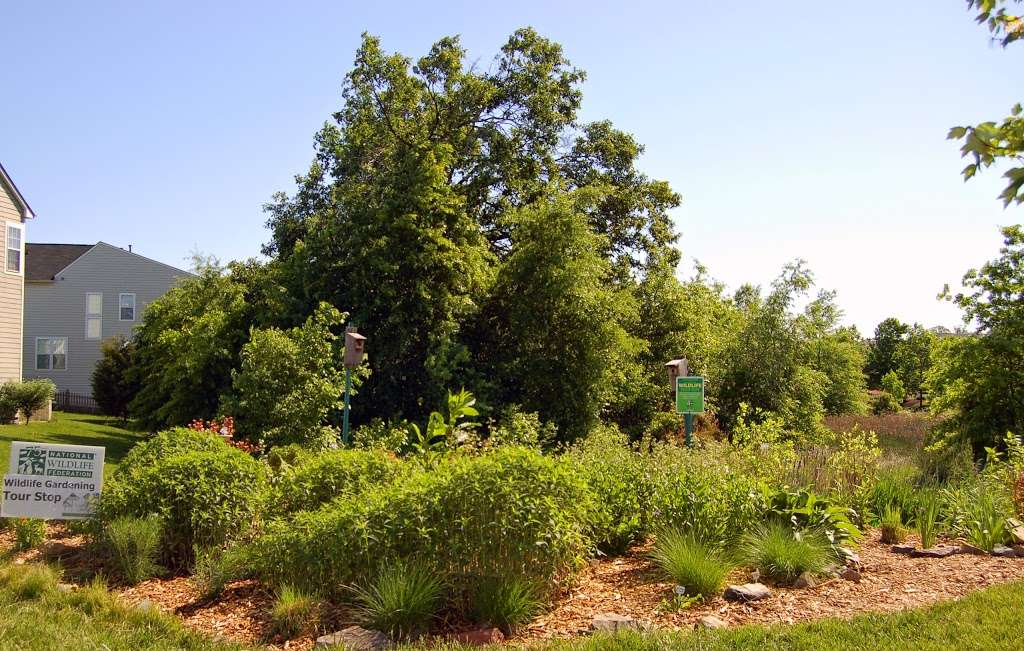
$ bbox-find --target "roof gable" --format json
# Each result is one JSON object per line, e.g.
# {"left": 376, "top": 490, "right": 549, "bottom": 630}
{"left": 0, "top": 162, "right": 35, "bottom": 220}
{"left": 26, "top": 244, "right": 94, "bottom": 281}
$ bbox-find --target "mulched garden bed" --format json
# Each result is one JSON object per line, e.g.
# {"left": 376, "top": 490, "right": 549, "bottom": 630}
{"left": 4, "top": 524, "right": 1023, "bottom": 649}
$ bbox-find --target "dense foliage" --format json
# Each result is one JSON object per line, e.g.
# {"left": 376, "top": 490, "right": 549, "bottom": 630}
{"left": 91, "top": 336, "right": 140, "bottom": 418}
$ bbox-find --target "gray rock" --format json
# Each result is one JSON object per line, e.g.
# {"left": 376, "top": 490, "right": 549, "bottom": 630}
{"left": 723, "top": 583, "right": 771, "bottom": 602}
{"left": 56, "top": 583, "right": 76, "bottom": 593}
{"left": 891, "top": 544, "right": 915, "bottom": 555}
{"left": 697, "top": 615, "right": 728, "bottom": 630}
{"left": 959, "top": 544, "right": 988, "bottom": 556}
{"left": 839, "top": 567, "right": 862, "bottom": 583}
{"left": 590, "top": 613, "right": 638, "bottom": 632}
{"left": 135, "top": 599, "right": 155, "bottom": 612}
{"left": 1013, "top": 545, "right": 1024, "bottom": 558}
{"left": 991, "top": 545, "right": 1016, "bottom": 558}
{"left": 911, "top": 546, "right": 959, "bottom": 558}
{"left": 316, "top": 626, "right": 390, "bottom": 650}
{"left": 793, "top": 571, "right": 817, "bottom": 589}
{"left": 838, "top": 547, "right": 861, "bottom": 566}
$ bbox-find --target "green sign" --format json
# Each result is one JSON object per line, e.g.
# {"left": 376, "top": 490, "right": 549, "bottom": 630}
{"left": 675, "top": 376, "right": 704, "bottom": 414}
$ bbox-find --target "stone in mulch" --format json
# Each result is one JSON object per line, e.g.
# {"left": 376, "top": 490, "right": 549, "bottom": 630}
{"left": 449, "top": 628, "right": 505, "bottom": 646}
{"left": 1014, "top": 545, "right": 1024, "bottom": 558}
{"left": 838, "top": 547, "right": 861, "bottom": 567}
{"left": 959, "top": 544, "right": 988, "bottom": 556}
{"left": 723, "top": 583, "right": 771, "bottom": 602}
{"left": 1007, "top": 518, "right": 1024, "bottom": 545}
{"left": 590, "top": 613, "right": 639, "bottom": 632}
{"left": 697, "top": 615, "right": 728, "bottom": 630}
{"left": 891, "top": 544, "right": 915, "bottom": 555}
{"left": 316, "top": 626, "right": 390, "bottom": 650}
{"left": 793, "top": 572, "right": 817, "bottom": 589}
{"left": 991, "top": 545, "right": 1017, "bottom": 558}
{"left": 839, "top": 567, "right": 862, "bottom": 583}
{"left": 910, "top": 546, "right": 959, "bottom": 559}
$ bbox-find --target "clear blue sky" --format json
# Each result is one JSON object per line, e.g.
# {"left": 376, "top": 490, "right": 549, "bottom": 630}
{"left": 2, "top": 1, "right": 1020, "bottom": 333}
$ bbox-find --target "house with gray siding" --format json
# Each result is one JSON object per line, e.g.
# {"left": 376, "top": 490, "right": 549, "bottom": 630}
{"left": 22, "top": 242, "right": 190, "bottom": 395}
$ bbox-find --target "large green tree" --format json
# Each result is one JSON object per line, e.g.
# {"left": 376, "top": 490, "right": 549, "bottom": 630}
{"left": 929, "top": 225, "right": 1024, "bottom": 450}
{"left": 472, "top": 193, "right": 640, "bottom": 441}
{"left": 866, "top": 317, "right": 909, "bottom": 387}
{"left": 265, "top": 30, "right": 681, "bottom": 422}
{"left": 950, "top": 1, "right": 1024, "bottom": 205}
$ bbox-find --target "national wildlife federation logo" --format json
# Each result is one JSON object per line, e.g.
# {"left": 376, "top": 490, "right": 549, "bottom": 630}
{"left": 17, "top": 447, "right": 46, "bottom": 475}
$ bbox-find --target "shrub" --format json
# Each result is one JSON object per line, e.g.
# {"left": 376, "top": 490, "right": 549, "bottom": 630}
{"left": 13, "top": 518, "right": 46, "bottom": 551}
{"left": 5, "top": 380, "right": 56, "bottom": 423}
{"left": 268, "top": 584, "right": 320, "bottom": 640}
{"left": 191, "top": 545, "right": 248, "bottom": 600}
{"left": 569, "top": 425, "right": 653, "bottom": 554}
{"left": 649, "top": 529, "right": 732, "bottom": 599}
{"left": 91, "top": 335, "right": 140, "bottom": 418}
{"left": 114, "top": 428, "right": 229, "bottom": 477}
{"left": 268, "top": 448, "right": 404, "bottom": 517}
{"left": 352, "top": 418, "right": 410, "bottom": 452}
{"left": 879, "top": 371, "right": 906, "bottom": 405}
{"left": 0, "top": 385, "right": 18, "bottom": 424}
{"left": 948, "top": 484, "right": 1011, "bottom": 551}
{"left": 487, "top": 406, "right": 557, "bottom": 449}
{"left": 872, "top": 392, "right": 902, "bottom": 415}
{"left": 738, "top": 522, "right": 831, "bottom": 584}
{"left": 880, "top": 506, "right": 907, "bottom": 544}
{"left": 350, "top": 560, "right": 443, "bottom": 641}
{"left": 916, "top": 492, "right": 941, "bottom": 549}
{"left": 222, "top": 303, "right": 350, "bottom": 449}
{"left": 642, "top": 412, "right": 685, "bottom": 444}
{"left": 467, "top": 575, "right": 543, "bottom": 635}
{"left": 649, "top": 443, "right": 766, "bottom": 548}
{"left": 766, "top": 489, "right": 861, "bottom": 550}
{"left": 250, "top": 447, "right": 592, "bottom": 596}
{"left": 103, "top": 515, "right": 163, "bottom": 584}
{"left": 98, "top": 447, "right": 268, "bottom": 562}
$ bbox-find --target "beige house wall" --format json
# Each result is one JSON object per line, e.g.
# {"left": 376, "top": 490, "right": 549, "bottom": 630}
{"left": 0, "top": 182, "right": 25, "bottom": 384}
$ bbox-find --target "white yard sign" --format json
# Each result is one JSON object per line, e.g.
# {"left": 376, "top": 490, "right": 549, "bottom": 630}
{"left": 2, "top": 442, "right": 105, "bottom": 519}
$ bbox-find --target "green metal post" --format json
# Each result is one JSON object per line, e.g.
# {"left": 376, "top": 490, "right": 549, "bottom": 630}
{"left": 684, "top": 413, "right": 694, "bottom": 448}
{"left": 342, "top": 366, "right": 352, "bottom": 444}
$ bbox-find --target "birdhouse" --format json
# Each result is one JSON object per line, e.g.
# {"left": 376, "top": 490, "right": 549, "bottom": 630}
{"left": 665, "top": 358, "right": 688, "bottom": 386}
{"left": 344, "top": 331, "right": 366, "bottom": 368}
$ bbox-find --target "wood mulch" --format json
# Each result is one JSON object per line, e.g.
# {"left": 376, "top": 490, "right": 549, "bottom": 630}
{"left": 3, "top": 525, "right": 1024, "bottom": 648}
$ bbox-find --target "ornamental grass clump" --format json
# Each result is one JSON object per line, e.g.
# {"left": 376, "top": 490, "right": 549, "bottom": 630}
{"left": 880, "top": 506, "right": 907, "bottom": 545}
{"left": 103, "top": 515, "right": 164, "bottom": 585}
{"left": 649, "top": 529, "right": 732, "bottom": 600}
{"left": 467, "top": 575, "right": 543, "bottom": 635}
{"left": 738, "top": 522, "right": 831, "bottom": 584}
{"left": 13, "top": 518, "right": 46, "bottom": 551}
{"left": 350, "top": 559, "right": 443, "bottom": 641}
{"left": 916, "top": 493, "right": 941, "bottom": 549}
{"left": 268, "top": 584, "right": 320, "bottom": 640}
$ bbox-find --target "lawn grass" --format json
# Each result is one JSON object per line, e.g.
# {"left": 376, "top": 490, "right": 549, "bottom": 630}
{"left": 0, "top": 411, "right": 145, "bottom": 476}
{"left": 0, "top": 560, "right": 1022, "bottom": 650}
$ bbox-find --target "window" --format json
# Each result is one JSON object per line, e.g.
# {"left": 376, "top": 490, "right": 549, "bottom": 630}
{"left": 119, "top": 293, "right": 136, "bottom": 321}
{"left": 86, "top": 292, "right": 102, "bottom": 339}
{"left": 36, "top": 338, "right": 67, "bottom": 371}
{"left": 5, "top": 223, "right": 23, "bottom": 274}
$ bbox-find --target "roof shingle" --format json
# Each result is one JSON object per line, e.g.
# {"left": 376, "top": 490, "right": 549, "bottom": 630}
{"left": 26, "top": 243, "right": 94, "bottom": 281}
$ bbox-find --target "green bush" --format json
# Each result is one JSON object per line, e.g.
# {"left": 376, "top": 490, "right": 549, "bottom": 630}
{"left": 268, "top": 448, "right": 404, "bottom": 517}
{"left": 251, "top": 447, "right": 592, "bottom": 596}
{"left": 649, "top": 443, "right": 766, "bottom": 548}
{"left": 4, "top": 380, "right": 56, "bottom": 423}
{"left": 642, "top": 412, "right": 685, "bottom": 443}
{"left": 115, "top": 428, "right": 229, "bottom": 477}
{"left": 766, "top": 489, "right": 861, "bottom": 550}
{"left": 352, "top": 419, "right": 410, "bottom": 452}
{"left": 350, "top": 559, "right": 443, "bottom": 641}
{"left": 91, "top": 335, "right": 140, "bottom": 418}
{"left": 738, "top": 522, "right": 831, "bottom": 584}
{"left": 467, "top": 575, "right": 543, "bottom": 635}
{"left": 98, "top": 447, "right": 268, "bottom": 562}
{"left": 268, "top": 584, "right": 320, "bottom": 640}
{"left": 103, "top": 515, "right": 163, "bottom": 584}
{"left": 946, "top": 483, "right": 1011, "bottom": 551}
{"left": 13, "top": 518, "right": 46, "bottom": 551}
{"left": 487, "top": 406, "right": 557, "bottom": 449}
{"left": 649, "top": 529, "right": 732, "bottom": 599}
{"left": 569, "top": 425, "right": 653, "bottom": 554}
{"left": 0, "top": 384, "right": 19, "bottom": 424}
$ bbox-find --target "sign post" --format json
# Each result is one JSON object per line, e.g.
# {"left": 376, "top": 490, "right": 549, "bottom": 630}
{"left": 675, "top": 375, "right": 705, "bottom": 448}
{"left": 2, "top": 442, "right": 104, "bottom": 519}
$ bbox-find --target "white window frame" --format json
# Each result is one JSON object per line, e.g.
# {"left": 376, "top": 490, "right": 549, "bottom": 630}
{"left": 4, "top": 222, "right": 24, "bottom": 275}
{"left": 119, "top": 293, "right": 136, "bottom": 321}
{"left": 35, "top": 337, "right": 67, "bottom": 371}
{"left": 85, "top": 292, "right": 102, "bottom": 340}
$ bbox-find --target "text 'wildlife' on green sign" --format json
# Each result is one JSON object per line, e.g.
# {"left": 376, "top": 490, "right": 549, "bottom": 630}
{"left": 675, "top": 376, "right": 705, "bottom": 414}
